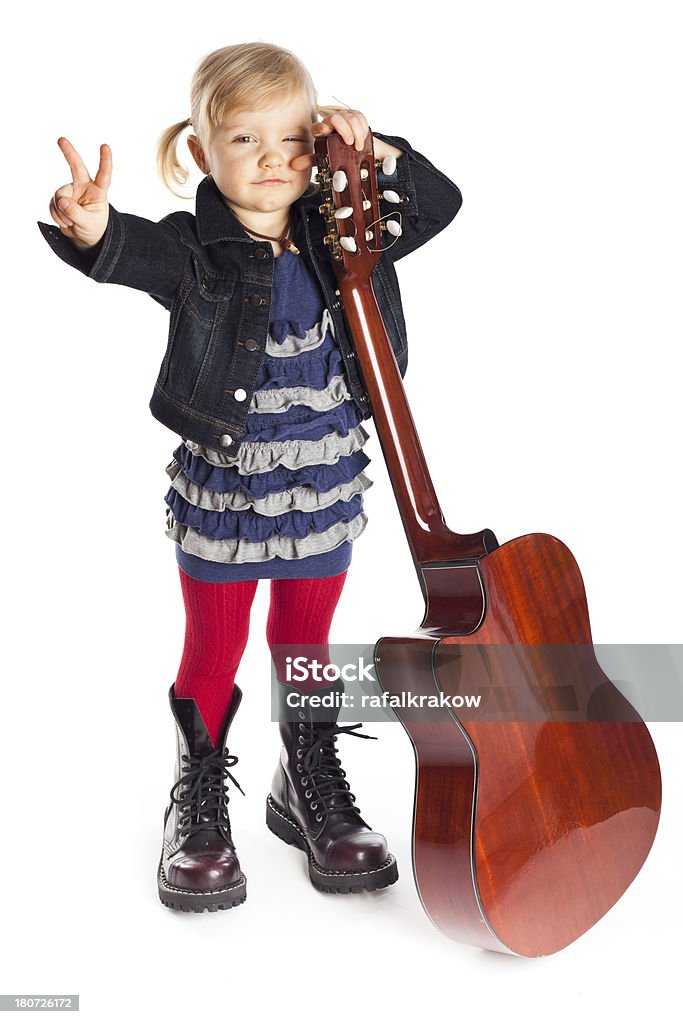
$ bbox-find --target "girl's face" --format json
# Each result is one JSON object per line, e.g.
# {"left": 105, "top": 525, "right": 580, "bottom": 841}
{"left": 190, "top": 91, "right": 315, "bottom": 225}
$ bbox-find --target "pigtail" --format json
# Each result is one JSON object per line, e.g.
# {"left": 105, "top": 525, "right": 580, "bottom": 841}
{"left": 156, "top": 118, "right": 195, "bottom": 200}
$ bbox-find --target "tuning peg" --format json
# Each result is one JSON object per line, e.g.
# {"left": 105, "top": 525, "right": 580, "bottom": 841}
{"left": 334, "top": 206, "right": 354, "bottom": 219}
{"left": 385, "top": 219, "right": 402, "bottom": 237}
{"left": 362, "top": 199, "right": 371, "bottom": 211}
{"left": 381, "top": 190, "right": 400, "bottom": 204}
{"left": 365, "top": 229, "right": 374, "bottom": 241}
{"left": 332, "top": 170, "right": 347, "bottom": 192}
{"left": 340, "top": 236, "right": 358, "bottom": 252}
{"left": 382, "top": 155, "right": 397, "bottom": 175}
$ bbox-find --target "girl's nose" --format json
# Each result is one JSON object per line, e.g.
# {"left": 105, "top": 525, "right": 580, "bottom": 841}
{"left": 260, "top": 149, "right": 283, "bottom": 168}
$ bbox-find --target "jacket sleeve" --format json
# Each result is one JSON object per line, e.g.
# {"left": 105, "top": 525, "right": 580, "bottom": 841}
{"left": 36, "top": 204, "right": 188, "bottom": 311}
{"left": 371, "top": 131, "right": 462, "bottom": 263}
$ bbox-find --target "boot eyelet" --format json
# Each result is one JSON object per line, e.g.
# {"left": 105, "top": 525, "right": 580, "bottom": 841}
{"left": 311, "top": 802, "right": 318, "bottom": 810}
{"left": 296, "top": 764, "right": 304, "bottom": 773}
{"left": 296, "top": 749, "right": 303, "bottom": 759}
{"left": 298, "top": 711, "right": 305, "bottom": 720}
{"left": 301, "top": 777, "right": 308, "bottom": 786}
{"left": 315, "top": 814, "right": 323, "bottom": 822}
{"left": 305, "top": 789, "right": 313, "bottom": 798}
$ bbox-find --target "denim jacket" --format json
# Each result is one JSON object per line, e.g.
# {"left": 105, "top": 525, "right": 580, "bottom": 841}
{"left": 37, "top": 131, "right": 462, "bottom": 455}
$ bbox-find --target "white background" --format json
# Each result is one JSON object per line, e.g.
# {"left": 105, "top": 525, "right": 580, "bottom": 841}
{"left": 4, "top": 0, "right": 681, "bottom": 1019}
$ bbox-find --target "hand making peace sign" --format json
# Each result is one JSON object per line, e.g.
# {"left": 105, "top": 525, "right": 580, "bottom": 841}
{"left": 49, "top": 137, "right": 112, "bottom": 250}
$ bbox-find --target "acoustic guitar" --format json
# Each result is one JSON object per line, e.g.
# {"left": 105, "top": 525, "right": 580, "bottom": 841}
{"left": 313, "top": 129, "right": 662, "bottom": 957}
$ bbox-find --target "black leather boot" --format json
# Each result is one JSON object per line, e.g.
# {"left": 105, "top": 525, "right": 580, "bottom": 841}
{"left": 266, "top": 679, "right": 398, "bottom": 893}
{"left": 157, "top": 683, "right": 247, "bottom": 912}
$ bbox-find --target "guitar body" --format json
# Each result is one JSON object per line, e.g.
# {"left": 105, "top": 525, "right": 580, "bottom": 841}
{"left": 374, "top": 533, "right": 662, "bottom": 957}
{"left": 314, "top": 130, "right": 661, "bottom": 956}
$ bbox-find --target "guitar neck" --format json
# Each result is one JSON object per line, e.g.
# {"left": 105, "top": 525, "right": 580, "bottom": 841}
{"left": 340, "top": 276, "right": 494, "bottom": 564}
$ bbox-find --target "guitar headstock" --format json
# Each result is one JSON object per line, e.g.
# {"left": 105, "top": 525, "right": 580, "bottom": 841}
{"left": 314, "top": 128, "right": 403, "bottom": 279}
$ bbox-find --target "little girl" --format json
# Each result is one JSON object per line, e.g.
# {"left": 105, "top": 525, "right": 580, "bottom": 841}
{"left": 38, "top": 41, "right": 463, "bottom": 914}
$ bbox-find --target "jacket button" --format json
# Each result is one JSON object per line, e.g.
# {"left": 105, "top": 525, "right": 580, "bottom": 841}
{"left": 234, "top": 388, "right": 247, "bottom": 402}
{"left": 219, "top": 434, "right": 234, "bottom": 447}
{"left": 244, "top": 338, "right": 260, "bottom": 351}
{"left": 248, "top": 293, "right": 265, "bottom": 306}
{"left": 253, "top": 248, "right": 269, "bottom": 260}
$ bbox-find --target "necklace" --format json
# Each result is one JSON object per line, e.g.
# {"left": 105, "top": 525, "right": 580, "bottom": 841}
{"left": 231, "top": 211, "right": 300, "bottom": 255}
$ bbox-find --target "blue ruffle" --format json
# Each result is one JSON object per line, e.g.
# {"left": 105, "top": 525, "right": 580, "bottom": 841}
{"left": 172, "top": 444, "right": 371, "bottom": 497}
{"left": 255, "top": 331, "right": 344, "bottom": 391}
{"left": 269, "top": 319, "right": 315, "bottom": 344}
{"left": 164, "top": 488, "right": 365, "bottom": 542}
{"left": 242, "top": 398, "right": 361, "bottom": 443}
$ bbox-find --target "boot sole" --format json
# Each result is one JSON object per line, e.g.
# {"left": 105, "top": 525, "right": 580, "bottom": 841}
{"left": 266, "top": 795, "right": 399, "bottom": 894}
{"left": 157, "top": 854, "right": 247, "bottom": 913}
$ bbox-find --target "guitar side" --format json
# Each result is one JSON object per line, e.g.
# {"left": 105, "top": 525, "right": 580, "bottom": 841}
{"left": 376, "top": 533, "right": 662, "bottom": 957}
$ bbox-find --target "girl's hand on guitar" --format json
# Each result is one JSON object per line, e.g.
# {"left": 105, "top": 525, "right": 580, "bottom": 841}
{"left": 49, "top": 138, "right": 112, "bottom": 251}
{"left": 292, "top": 108, "right": 394, "bottom": 171}
{"left": 311, "top": 108, "right": 370, "bottom": 151}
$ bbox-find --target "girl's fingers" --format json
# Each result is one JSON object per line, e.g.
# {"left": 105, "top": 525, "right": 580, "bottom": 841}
{"left": 51, "top": 184, "right": 75, "bottom": 227}
{"left": 290, "top": 151, "right": 317, "bottom": 171}
{"left": 93, "top": 143, "right": 112, "bottom": 193}
{"left": 327, "top": 113, "right": 355, "bottom": 145}
{"left": 344, "top": 112, "right": 369, "bottom": 149}
{"left": 54, "top": 195, "right": 87, "bottom": 229}
{"left": 57, "top": 136, "right": 91, "bottom": 187}
{"left": 49, "top": 197, "right": 73, "bottom": 230}
{"left": 315, "top": 112, "right": 369, "bottom": 150}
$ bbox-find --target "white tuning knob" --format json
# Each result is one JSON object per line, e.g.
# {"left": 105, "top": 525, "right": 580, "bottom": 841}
{"left": 362, "top": 199, "right": 371, "bottom": 211}
{"left": 340, "top": 236, "right": 358, "bottom": 252}
{"left": 332, "top": 170, "right": 348, "bottom": 192}
{"left": 386, "top": 219, "right": 402, "bottom": 237}
{"left": 382, "top": 155, "right": 397, "bottom": 175}
{"left": 334, "top": 206, "right": 353, "bottom": 219}
{"left": 382, "top": 190, "right": 400, "bottom": 204}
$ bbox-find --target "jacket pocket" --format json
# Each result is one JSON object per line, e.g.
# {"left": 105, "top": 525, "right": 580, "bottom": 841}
{"left": 192, "top": 254, "right": 239, "bottom": 304}
{"left": 156, "top": 256, "right": 238, "bottom": 401}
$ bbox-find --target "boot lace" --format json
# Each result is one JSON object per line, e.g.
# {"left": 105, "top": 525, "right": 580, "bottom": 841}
{"left": 298, "top": 721, "right": 376, "bottom": 822}
{"left": 170, "top": 747, "right": 245, "bottom": 840}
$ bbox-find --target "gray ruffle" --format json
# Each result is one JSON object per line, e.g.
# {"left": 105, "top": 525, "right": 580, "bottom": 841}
{"left": 186, "top": 424, "right": 370, "bottom": 473}
{"left": 266, "top": 308, "right": 334, "bottom": 356}
{"left": 249, "top": 374, "right": 350, "bottom": 413}
{"left": 165, "top": 511, "right": 368, "bottom": 564}
{"left": 166, "top": 458, "right": 373, "bottom": 514}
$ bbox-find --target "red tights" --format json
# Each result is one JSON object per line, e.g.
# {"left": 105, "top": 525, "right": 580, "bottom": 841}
{"left": 173, "top": 567, "right": 348, "bottom": 747}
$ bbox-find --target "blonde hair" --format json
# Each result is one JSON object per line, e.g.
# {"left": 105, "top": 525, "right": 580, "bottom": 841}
{"left": 157, "top": 42, "right": 353, "bottom": 199}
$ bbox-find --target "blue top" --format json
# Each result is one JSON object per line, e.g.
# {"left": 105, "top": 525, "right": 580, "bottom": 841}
{"left": 163, "top": 248, "right": 372, "bottom": 581}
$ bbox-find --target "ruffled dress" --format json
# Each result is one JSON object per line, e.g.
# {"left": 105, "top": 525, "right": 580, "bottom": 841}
{"left": 163, "top": 248, "right": 372, "bottom": 582}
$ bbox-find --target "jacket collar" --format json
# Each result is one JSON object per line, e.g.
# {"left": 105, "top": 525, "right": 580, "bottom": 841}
{"left": 195, "top": 175, "right": 321, "bottom": 246}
